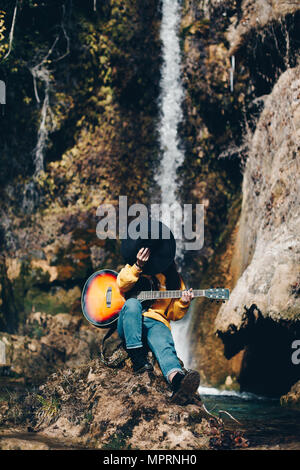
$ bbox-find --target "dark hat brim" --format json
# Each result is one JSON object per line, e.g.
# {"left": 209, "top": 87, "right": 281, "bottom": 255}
{"left": 120, "top": 220, "right": 176, "bottom": 275}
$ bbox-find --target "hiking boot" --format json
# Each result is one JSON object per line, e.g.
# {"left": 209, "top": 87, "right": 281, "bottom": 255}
{"left": 134, "top": 362, "right": 154, "bottom": 374}
{"left": 127, "top": 346, "right": 153, "bottom": 373}
{"left": 170, "top": 369, "right": 200, "bottom": 404}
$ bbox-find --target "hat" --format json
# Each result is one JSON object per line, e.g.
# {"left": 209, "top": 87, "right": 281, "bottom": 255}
{"left": 120, "top": 219, "right": 176, "bottom": 275}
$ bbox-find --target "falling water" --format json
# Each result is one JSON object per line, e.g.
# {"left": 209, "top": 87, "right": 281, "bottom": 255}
{"left": 22, "top": 66, "right": 51, "bottom": 213}
{"left": 155, "top": 0, "right": 185, "bottom": 250}
{"left": 22, "top": 7, "right": 70, "bottom": 213}
{"left": 30, "top": 64, "right": 52, "bottom": 175}
{"left": 230, "top": 55, "right": 235, "bottom": 92}
{"left": 155, "top": 0, "right": 191, "bottom": 367}
{"left": 34, "top": 79, "right": 50, "bottom": 175}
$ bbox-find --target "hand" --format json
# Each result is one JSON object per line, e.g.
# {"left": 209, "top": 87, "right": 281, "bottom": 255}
{"left": 180, "top": 288, "right": 194, "bottom": 304}
{"left": 136, "top": 247, "right": 150, "bottom": 269}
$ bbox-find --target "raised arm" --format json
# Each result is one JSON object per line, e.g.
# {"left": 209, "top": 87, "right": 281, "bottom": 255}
{"left": 117, "top": 247, "right": 150, "bottom": 293}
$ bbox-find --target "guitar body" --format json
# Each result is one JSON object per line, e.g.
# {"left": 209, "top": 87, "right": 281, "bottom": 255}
{"left": 81, "top": 269, "right": 155, "bottom": 328}
{"left": 81, "top": 270, "right": 125, "bottom": 328}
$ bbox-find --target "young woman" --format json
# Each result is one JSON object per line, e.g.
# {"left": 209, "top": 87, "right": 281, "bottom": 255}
{"left": 117, "top": 221, "right": 200, "bottom": 403}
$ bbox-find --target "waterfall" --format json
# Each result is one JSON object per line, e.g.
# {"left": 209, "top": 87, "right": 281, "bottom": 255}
{"left": 31, "top": 65, "right": 51, "bottom": 175}
{"left": 22, "top": 66, "right": 51, "bottom": 213}
{"left": 230, "top": 55, "right": 235, "bottom": 92}
{"left": 155, "top": 0, "right": 185, "bottom": 253}
{"left": 23, "top": 7, "right": 70, "bottom": 213}
{"left": 155, "top": 0, "right": 192, "bottom": 367}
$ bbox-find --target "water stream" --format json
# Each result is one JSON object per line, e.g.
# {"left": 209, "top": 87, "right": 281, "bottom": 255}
{"left": 202, "top": 392, "right": 300, "bottom": 449}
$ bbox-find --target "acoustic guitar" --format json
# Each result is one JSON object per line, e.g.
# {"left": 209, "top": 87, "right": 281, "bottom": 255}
{"left": 81, "top": 269, "right": 230, "bottom": 328}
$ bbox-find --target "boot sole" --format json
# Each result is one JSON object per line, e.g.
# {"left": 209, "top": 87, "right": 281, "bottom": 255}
{"left": 170, "top": 370, "right": 200, "bottom": 404}
{"left": 134, "top": 363, "right": 154, "bottom": 374}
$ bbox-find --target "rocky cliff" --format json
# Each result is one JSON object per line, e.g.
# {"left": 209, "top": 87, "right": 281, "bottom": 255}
{"left": 215, "top": 63, "right": 300, "bottom": 396}
{"left": 182, "top": 0, "right": 300, "bottom": 396}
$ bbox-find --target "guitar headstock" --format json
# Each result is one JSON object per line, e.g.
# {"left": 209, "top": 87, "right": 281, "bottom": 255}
{"left": 205, "top": 288, "right": 230, "bottom": 302}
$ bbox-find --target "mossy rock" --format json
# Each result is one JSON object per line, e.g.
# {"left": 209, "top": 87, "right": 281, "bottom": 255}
{"left": 23, "top": 286, "right": 81, "bottom": 317}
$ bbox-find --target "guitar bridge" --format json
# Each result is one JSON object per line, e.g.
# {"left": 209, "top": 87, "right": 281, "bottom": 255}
{"left": 106, "top": 287, "right": 112, "bottom": 308}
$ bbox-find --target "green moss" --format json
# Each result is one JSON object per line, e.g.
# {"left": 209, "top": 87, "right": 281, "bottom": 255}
{"left": 84, "top": 412, "right": 93, "bottom": 423}
{"left": 102, "top": 409, "right": 141, "bottom": 450}
{"left": 102, "top": 433, "right": 131, "bottom": 450}
{"left": 27, "top": 320, "right": 45, "bottom": 340}
{"left": 23, "top": 285, "right": 81, "bottom": 316}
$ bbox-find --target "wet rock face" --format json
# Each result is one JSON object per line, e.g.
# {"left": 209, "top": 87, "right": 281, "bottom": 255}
{"left": 280, "top": 380, "right": 300, "bottom": 407}
{"left": 225, "top": 0, "right": 300, "bottom": 100}
{"left": 227, "top": 0, "right": 300, "bottom": 56}
{"left": 215, "top": 65, "right": 300, "bottom": 396}
{"left": 179, "top": 0, "right": 246, "bottom": 388}
{"left": 182, "top": 0, "right": 300, "bottom": 394}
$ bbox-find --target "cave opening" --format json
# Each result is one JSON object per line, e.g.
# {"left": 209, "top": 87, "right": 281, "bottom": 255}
{"left": 220, "top": 313, "right": 300, "bottom": 398}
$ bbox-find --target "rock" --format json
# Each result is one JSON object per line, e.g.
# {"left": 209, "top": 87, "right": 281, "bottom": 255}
{"left": 47, "top": 312, "right": 82, "bottom": 333}
{"left": 0, "top": 437, "right": 50, "bottom": 450}
{"left": 1, "top": 359, "right": 247, "bottom": 450}
{"left": 27, "top": 311, "right": 48, "bottom": 328}
{"left": 280, "top": 380, "right": 300, "bottom": 406}
{"left": 215, "top": 65, "right": 300, "bottom": 396}
{"left": 0, "top": 339, "right": 6, "bottom": 365}
{"left": 225, "top": 376, "right": 233, "bottom": 386}
{"left": 215, "top": 65, "right": 300, "bottom": 332}
{"left": 226, "top": 0, "right": 300, "bottom": 55}
{"left": 0, "top": 312, "right": 104, "bottom": 383}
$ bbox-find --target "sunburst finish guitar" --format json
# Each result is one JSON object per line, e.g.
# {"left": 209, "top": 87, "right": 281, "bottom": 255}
{"left": 81, "top": 269, "right": 230, "bottom": 328}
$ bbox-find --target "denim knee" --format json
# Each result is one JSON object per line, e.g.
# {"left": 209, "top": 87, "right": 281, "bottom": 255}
{"left": 124, "top": 298, "right": 142, "bottom": 314}
{"left": 118, "top": 298, "right": 143, "bottom": 349}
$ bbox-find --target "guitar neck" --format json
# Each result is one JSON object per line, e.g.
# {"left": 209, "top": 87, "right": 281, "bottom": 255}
{"left": 137, "top": 289, "right": 205, "bottom": 301}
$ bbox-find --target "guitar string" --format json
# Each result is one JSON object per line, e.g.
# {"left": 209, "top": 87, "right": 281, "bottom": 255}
{"left": 138, "top": 289, "right": 229, "bottom": 300}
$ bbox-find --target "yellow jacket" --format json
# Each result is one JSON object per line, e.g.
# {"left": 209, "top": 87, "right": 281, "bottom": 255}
{"left": 117, "top": 264, "right": 190, "bottom": 330}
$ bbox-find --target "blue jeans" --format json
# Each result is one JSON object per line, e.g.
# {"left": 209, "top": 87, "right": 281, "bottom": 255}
{"left": 117, "top": 298, "right": 183, "bottom": 383}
